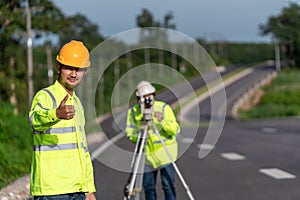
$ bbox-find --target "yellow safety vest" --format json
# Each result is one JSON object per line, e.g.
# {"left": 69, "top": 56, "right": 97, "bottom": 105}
{"left": 126, "top": 101, "right": 180, "bottom": 169}
{"left": 29, "top": 80, "right": 96, "bottom": 196}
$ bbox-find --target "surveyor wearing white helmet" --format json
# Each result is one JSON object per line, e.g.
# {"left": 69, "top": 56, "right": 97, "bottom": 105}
{"left": 126, "top": 81, "right": 180, "bottom": 200}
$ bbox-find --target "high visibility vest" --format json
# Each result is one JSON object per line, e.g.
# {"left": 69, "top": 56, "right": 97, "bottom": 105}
{"left": 29, "top": 81, "right": 96, "bottom": 196}
{"left": 126, "top": 101, "right": 180, "bottom": 169}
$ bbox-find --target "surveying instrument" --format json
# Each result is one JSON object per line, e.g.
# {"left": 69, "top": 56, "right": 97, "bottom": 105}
{"left": 123, "top": 82, "right": 195, "bottom": 200}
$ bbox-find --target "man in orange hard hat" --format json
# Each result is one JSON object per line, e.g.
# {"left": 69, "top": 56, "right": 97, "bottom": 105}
{"left": 29, "top": 40, "right": 96, "bottom": 200}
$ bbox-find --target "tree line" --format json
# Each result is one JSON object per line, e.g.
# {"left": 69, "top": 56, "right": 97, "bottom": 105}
{"left": 0, "top": 1, "right": 299, "bottom": 116}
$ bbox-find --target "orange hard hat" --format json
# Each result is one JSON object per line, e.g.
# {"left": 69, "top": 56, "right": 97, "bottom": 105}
{"left": 56, "top": 40, "right": 90, "bottom": 68}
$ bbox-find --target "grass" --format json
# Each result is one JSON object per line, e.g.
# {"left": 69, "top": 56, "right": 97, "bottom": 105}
{"left": 0, "top": 101, "right": 32, "bottom": 189}
{"left": 239, "top": 68, "right": 300, "bottom": 119}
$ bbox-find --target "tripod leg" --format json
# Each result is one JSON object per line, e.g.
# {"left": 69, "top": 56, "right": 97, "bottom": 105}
{"left": 130, "top": 128, "right": 145, "bottom": 170}
{"left": 124, "top": 127, "right": 148, "bottom": 199}
{"left": 151, "top": 124, "right": 195, "bottom": 200}
{"left": 133, "top": 153, "right": 145, "bottom": 200}
{"left": 124, "top": 128, "right": 145, "bottom": 197}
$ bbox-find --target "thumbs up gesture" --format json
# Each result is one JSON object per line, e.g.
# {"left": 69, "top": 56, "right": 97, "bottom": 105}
{"left": 56, "top": 95, "right": 75, "bottom": 120}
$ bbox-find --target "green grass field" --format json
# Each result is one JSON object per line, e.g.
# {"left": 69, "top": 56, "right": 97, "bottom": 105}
{"left": 239, "top": 68, "right": 300, "bottom": 119}
{"left": 0, "top": 102, "right": 32, "bottom": 189}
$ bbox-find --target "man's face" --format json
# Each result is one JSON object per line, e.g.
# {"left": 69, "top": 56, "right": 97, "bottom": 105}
{"left": 57, "top": 64, "right": 87, "bottom": 91}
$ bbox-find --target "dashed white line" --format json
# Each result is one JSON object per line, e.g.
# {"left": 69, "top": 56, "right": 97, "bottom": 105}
{"left": 221, "top": 152, "right": 246, "bottom": 161}
{"left": 261, "top": 127, "right": 277, "bottom": 134}
{"left": 181, "top": 137, "right": 194, "bottom": 144}
{"left": 91, "top": 132, "right": 125, "bottom": 161}
{"left": 198, "top": 144, "right": 214, "bottom": 151}
{"left": 198, "top": 144, "right": 215, "bottom": 158}
{"left": 259, "top": 168, "right": 296, "bottom": 180}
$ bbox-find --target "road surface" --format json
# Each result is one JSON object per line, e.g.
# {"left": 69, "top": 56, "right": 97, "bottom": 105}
{"left": 91, "top": 64, "right": 300, "bottom": 199}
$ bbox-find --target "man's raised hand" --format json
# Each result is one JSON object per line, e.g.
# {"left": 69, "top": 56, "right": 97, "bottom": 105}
{"left": 56, "top": 94, "right": 75, "bottom": 120}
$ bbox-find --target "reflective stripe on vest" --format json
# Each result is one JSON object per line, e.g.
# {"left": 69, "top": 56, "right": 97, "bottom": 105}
{"left": 43, "top": 88, "right": 57, "bottom": 109}
{"left": 33, "top": 126, "right": 76, "bottom": 134}
{"left": 161, "top": 103, "right": 166, "bottom": 118}
{"left": 32, "top": 89, "right": 87, "bottom": 153}
{"left": 126, "top": 124, "right": 138, "bottom": 129}
{"left": 33, "top": 142, "right": 89, "bottom": 152}
{"left": 29, "top": 89, "right": 56, "bottom": 127}
{"left": 130, "top": 107, "right": 137, "bottom": 124}
{"left": 152, "top": 135, "right": 173, "bottom": 144}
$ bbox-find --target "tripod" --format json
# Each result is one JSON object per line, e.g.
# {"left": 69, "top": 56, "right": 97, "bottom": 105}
{"left": 123, "top": 119, "right": 195, "bottom": 200}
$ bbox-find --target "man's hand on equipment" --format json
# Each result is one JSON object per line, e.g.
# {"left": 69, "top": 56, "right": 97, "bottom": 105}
{"left": 86, "top": 192, "right": 96, "bottom": 200}
{"left": 56, "top": 94, "right": 75, "bottom": 120}
{"left": 154, "top": 112, "right": 163, "bottom": 122}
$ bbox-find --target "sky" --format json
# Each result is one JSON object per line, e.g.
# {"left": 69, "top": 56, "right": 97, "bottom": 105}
{"left": 52, "top": 0, "right": 300, "bottom": 43}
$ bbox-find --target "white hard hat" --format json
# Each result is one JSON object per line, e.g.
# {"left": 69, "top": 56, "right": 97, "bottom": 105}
{"left": 135, "top": 81, "right": 156, "bottom": 97}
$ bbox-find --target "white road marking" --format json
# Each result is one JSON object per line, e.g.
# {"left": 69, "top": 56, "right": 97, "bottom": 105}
{"left": 261, "top": 127, "right": 276, "bottom": 134}
{"left": 259, "top": 168, "right": 296, "bottom": 180}
{"left": 91, "top": 131, "right": 125, "bottom": 161}
{"left": 181, "top": 137, "right": 194, "bottom": 144}
{"left": 221, "top": 152, "right": 246, "bottom": 161}
{"left": 198, "top": 144, "right": 215, "bottom": 159}
{"left": 198, "top": 144, "right": 214, "bottom": 151}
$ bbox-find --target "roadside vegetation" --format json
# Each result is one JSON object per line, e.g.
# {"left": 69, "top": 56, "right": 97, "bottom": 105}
{"left": 239, "top": 68, "right": 300, "bottom": 119}
{"left": 0, "top": 101, "right": 32, "bottom": 189}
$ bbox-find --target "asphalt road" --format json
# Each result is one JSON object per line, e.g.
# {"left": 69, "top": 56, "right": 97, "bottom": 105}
{"left": 91, "top": 64, "right": 300, "bottom": 199}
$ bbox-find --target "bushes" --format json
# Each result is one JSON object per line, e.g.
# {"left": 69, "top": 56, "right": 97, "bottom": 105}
{"left": 239, "top": 69, "right": 300, "bottom": 119}
{"left": 0, "top": 101, "right": 32, "bottom": 189}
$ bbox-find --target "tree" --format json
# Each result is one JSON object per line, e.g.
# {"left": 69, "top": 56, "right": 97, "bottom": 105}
{"left": 136, "top": 8, "right": 176, "bottom": 29}
{"left": 0, "top": 0, "right": 105, "bottom": 113}
{"left": 136, "top": 8, "right": 176, "bottom": 42}
{"left": 0, "top": 0, "right": 26, "bottom": 109}
{"left": 0, "top": 0, "right": 66, "bottom": 113}
{"left": 137, "top": 8, "right": 159, "bottom": 28}
{"left": 259, "top": 2, "right": 300, "bottom": 65}
{"left": 30, "top": 0, "right": 66, "bottom": 36}
{"left": 58, "top": 13, "right": 104, "bottom": 50}
{"left": 162, "top": 11, "right": 176, "bottom": 29}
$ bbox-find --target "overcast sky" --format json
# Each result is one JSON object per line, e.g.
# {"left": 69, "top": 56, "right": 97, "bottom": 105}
{"left": 52, "top": 0, "right": 300, "bottom": 43}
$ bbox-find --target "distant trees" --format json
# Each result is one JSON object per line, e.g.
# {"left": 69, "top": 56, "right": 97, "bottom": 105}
{"left": 1, "top": 2, "right": 293, "bottom": 114}
{"left": 58, "top": 13, "right": 104, "bottom": 50}
{"left": 136, "top": 8, "right": 176, "bottom": 42}
{"left": 259, "top": 2, "right": 300, "bottom": 66}
{"left": 0, "top": 0, "right": 104, "bottom": 113}
{"left": 0, "top": 0, "right": 66, "bottom": 113}
{"left": 196, "top": 37, "right": 274, "bottom": 66}
{"left": 136, "top": 8, "right": 176, "bottom": 29}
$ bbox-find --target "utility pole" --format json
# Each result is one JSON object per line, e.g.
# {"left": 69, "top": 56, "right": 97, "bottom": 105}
{"left": 126, "top": 50, "right": 134, "bottom": 91}
{"left": 114, "top": 59, "right": 120, "bottom": 107}
{"left": 272, "top": 35, "right": 281, "bottom": 71}
{"left": 171, "top": 44, "right": 177, "bottom": 77}
{"left": 26, "top": 0, "right": 34, "bottom": 106}
{"left": 45, "top": 44, "right": 54, "bottom": 84}
{"left": 275, "top": 43, "right": 281, "bottom": 71}
{"left": 144, "top": 48, "right": 151, "bottom": 80}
